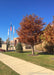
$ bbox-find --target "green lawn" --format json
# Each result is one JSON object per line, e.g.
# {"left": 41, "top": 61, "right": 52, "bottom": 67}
{"left": 0, "top": 61, "right": 19, "bottom": 75}
{"left": 4, "top": 51, "right": 54, "bottom": 71}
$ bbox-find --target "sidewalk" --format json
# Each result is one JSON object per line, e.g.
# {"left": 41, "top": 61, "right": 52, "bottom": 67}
{"left": 0, "top": 53, "right": 54, "bottom": 75}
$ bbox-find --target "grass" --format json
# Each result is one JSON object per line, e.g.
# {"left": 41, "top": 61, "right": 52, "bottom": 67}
{"left": 0, "top": 61, "right": 19, "bottom": 75}
{"left": 4, "top": 51, "right": 54, "bottom": 71}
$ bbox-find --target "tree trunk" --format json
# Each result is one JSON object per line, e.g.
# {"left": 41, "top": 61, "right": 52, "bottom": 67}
{"left": 32, "top": 45, "right": 35, "bottom": 55}
{"left": 6, "top": 44, "right": 8, "bottom": 52}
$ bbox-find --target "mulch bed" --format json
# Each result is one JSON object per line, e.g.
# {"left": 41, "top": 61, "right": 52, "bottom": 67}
{"left": 28, "top": 54, "right": 39, "bottom": 56}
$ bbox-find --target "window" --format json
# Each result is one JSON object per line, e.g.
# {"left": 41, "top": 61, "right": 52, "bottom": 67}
{"left": 25, "top": 45, "right": 31, "bottom": 49}
{"left": 14, "top": 40, "right": 17, "bottom": 46}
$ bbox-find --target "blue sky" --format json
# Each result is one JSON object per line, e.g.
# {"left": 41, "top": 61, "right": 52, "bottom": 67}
{"left": 0, "top": 0, "right": 54, "bottom": 41}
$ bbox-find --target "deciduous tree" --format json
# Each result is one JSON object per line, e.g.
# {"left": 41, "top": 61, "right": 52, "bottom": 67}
{"left": 16, "top": 14, "right": 45, "bottom": 55}
{"left": 43, "top": 24, "right": 54, "bottom": 44}
{"left": 42, "top": 24, "right": 54, "bottom": 54}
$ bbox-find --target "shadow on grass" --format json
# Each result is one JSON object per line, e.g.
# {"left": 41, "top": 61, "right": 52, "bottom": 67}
{"left": 8, "top": 50, "right": 16, "bottom": 52}
{"left": 5, "top": 50, "right": 54, "bottom": 55}
{"left": 7, "top": 50, "right": 31, "bottom": 54}
{"left": 23, "top": 51, "right": 31, "bottom": 53}
{"left": 38, "top": 52, "right": 54, "bottom": 55}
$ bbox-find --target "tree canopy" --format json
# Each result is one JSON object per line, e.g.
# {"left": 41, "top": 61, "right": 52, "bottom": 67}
{"left": 43, "top": 24, "right": 54, "bottom": 45}
{"left": 16, "top": 14, "right": 45, "bottom": 55}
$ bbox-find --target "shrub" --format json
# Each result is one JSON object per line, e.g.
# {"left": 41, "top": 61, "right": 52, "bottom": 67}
{"left": 15, "top": 42, "right": 23, "bottom": 53}
{"left": 44, "top": 43, "right": 54, "bottom": 54}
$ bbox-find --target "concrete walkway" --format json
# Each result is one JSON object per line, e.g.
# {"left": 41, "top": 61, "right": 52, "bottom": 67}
{"left": 0, "top": 53, "right": 54, "bottom": 75}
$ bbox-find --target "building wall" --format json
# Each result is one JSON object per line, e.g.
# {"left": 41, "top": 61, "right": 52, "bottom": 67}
{"left": 22, "top": 41, "right": 47, "bottom": 52}
{"left": 8, "top": 46, "right": 15, "bottom": 50}
{"left": 14, "top": 38, "right": 19, "bottom": 46}
{"left": 22, "top": 43, "right": 32, "bottom": 51}
{"left": 0, "top": 41, "right": 47, "bottom": 52}
{"left": 34, "top": 41, "right": 47, "bottom": 52}
{"left": 0, "top": 44, "right": 7, "bottom": 50}
{"left": 10, "top": 37, "right": 47, "bottom": 52}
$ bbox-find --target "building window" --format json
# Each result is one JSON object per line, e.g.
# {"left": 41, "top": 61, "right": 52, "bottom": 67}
{"left": 25, "top": 45, "right": 32, "bottom": 49}
{"left": 14, "top": 40, "right": 17, "bottom": 46}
